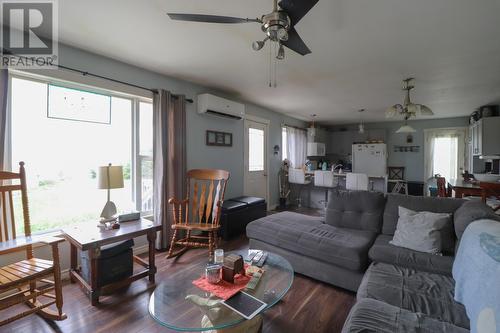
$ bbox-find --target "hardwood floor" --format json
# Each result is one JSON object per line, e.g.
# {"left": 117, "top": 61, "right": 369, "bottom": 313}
{"left": 1, "top": 235, "right": 355, "bottom": 333}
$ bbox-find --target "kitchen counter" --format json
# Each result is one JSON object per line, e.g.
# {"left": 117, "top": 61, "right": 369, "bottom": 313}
{"left": 304, "top": 170, "right": 388, "bottom": 179}
{"left": 291, "top": 170, "right": 388, "bottom": 209}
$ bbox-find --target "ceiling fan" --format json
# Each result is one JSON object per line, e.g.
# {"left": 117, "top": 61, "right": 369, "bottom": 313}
{"left": 167, "top": 0, "right": 319, "bottom": 58}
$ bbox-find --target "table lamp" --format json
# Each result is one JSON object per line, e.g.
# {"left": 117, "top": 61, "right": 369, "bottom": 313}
{"left": 97, "top": 163, "right": 124, "bottom": 223}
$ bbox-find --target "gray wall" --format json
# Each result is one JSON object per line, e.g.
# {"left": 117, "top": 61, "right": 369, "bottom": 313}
{"left": 58, "top": 44, "right": 305, "bottom": 207}
{"left": 329, "top": 117, "right": 469, "bottom": 181}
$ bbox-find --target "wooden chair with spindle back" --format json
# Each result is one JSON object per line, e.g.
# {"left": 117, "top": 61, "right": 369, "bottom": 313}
{"left": 167, "top": 169, "right": 230, "bottom": 259}
{"left": 480, "top": 182, "right": 500, "bottom": 212}
{"left": 0, "top": 162, "right": 66, "bottom": 326}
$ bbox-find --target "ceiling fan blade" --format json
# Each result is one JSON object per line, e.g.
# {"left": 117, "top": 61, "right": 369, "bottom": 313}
{"left": 282, "top": 28, "right": 311, "bottom": 55}
{"left": 278, "top": 0, "right": 320, "bottom": 25}
{"left": 167, "top": 13, "right": 260, "bottom": 24}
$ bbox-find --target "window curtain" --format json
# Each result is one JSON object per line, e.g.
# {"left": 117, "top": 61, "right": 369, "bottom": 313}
{"left": 424, "top": 127, "right": 467, "bottom": 195}
{"left": 285, "top": 126, "right": 307, "bottom": 168}
{"left": 0, "top": 69, "right": 8, "bottom": 171}
{"left": 153, "top": 90, "right": 186, "bottom": 250}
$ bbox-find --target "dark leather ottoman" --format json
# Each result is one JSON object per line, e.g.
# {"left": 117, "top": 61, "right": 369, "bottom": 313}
{"left": 219, "top": 196, "right": 266, "bottom": 240}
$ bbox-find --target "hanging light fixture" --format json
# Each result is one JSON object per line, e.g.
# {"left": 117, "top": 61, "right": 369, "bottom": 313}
{"left": 395, "top": 117, "right": 416, "bottom": 133}
{"left": 308, "top": 114, "right": 317, "bottom": 139}
{"left": 358, "top": 109, "right": 365, "bottom": 134}
{"left": 386, "top": 78, "right": 433, "bottom": 133}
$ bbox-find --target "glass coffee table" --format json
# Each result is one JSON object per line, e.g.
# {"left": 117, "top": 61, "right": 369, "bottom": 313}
{"left": 149, "top": 250, "right": 294, "bottom": 332}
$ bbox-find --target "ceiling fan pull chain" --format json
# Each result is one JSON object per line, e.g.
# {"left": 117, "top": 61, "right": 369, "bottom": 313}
{"left": 274, "top": 45, "right": 278, "bottom": 88}
{"left": 268, "top": 40, "right": 272, "bottom": 87}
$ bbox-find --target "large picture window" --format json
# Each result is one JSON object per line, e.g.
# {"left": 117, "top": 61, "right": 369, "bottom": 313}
{"left": 8, "top": 74, "right": 153, "bottom": 234}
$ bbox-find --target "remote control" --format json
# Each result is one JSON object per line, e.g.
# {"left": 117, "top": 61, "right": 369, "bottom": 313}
{"left": 246, "top": 251, "right": 258, "bottom": 262}
{"left": 256, "top": 253, "right": 268, "bottom": 267}
{"left": 252, "top": 251, "right": 264, "bottom": 264}
{"left": 246, "top": 271, "right": 263, "bottom": 290}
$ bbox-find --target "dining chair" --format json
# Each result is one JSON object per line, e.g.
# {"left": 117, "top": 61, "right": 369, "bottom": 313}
{"left": 0, "top": 162, "right": 66, "bottom": 326}
{"left": 167, "top": 169, "right": 230, "bottom": 259}
{"left": 480, "top": 182, "right": 500, "bottom": 212}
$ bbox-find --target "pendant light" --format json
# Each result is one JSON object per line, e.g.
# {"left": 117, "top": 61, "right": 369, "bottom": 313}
{"left": 395, "top": 117, "right": 416, "bottom": 133}
{"left": 308, "top": 114, "right": 317, "bottom": 139}
{"left": 358, "top": 109, "right": 365, "bottom": 134}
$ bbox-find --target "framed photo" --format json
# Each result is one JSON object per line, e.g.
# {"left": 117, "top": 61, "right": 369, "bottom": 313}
{"left": 206, "top": 130, "right": 232, "bottom": 147}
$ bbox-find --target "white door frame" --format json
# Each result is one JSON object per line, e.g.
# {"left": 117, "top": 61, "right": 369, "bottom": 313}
{"left": 244, "top": 115, "right": 270, "bottom": 209}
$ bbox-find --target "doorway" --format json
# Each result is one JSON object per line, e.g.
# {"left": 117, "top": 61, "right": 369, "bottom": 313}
{"left": 244, "top": 116, "right": 269, "bottom": 206}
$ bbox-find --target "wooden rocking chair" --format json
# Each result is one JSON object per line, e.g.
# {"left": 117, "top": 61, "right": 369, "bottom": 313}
{"left": 0, "top": 162, "right": 66, "bottom": 327}
{"left": 167, "top": 169, "right": 230, "bottom": 259}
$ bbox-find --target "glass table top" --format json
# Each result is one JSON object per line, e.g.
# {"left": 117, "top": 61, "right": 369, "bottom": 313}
{"left": 149, "top": 250, "right": 294, "bottom": 331}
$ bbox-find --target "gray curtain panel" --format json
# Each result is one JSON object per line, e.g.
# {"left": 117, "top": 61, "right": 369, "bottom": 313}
{"left": 153, "top": 90, "right": 186, "bottom": 250}
{"left": 0, "top": 69, "right": 8, "bottom": 171}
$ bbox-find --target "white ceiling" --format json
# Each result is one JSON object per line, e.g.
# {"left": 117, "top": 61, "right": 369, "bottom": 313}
{"left": 57, "top": 0, "right": 500, "bottom": 124}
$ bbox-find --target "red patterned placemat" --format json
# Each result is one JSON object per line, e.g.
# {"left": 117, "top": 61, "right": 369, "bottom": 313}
{"left": 192, "top": 271, "right": 251, "bottom": 300}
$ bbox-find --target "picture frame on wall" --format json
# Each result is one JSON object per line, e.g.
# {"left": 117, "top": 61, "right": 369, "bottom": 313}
{"left": 206, "top": 130, "right": 232, "bottom": 147}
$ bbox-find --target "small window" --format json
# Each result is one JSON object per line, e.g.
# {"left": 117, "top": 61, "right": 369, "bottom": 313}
{"left": 433, "top": 136, "right": 458, "bottom": 181}
{"left": 282, "top": 127, "right": 287, "bottom": 160}
{"left": 248, "top": 128, "right": 264, "bottom": 171}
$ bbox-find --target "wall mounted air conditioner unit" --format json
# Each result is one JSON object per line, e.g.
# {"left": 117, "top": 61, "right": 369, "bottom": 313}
{"left": 197, "top": 93, "right": 245, "bottom": 120}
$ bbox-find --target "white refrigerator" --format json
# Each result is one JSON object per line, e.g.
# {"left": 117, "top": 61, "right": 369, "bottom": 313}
{"left": 352, "top": 143, "right": 388, "bottom": 177}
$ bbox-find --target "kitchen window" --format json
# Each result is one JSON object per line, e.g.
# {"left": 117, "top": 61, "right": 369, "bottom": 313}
{"left": 7, "top": 73, "right": 153, "bottom": 234}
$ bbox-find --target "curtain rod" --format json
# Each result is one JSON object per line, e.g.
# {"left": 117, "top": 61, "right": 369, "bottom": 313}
{"left": 2, "top": 49, "right": 194, "bottom": 103}
{"left": 283, "top": 123, "right": 307, "bottom": 131}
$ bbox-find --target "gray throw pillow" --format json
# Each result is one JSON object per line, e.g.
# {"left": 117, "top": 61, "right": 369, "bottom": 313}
{"left": 390, "top": 206, "right": 452, "bottom": 254}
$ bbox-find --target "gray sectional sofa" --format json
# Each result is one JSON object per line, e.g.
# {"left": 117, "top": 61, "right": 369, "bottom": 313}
{"left": 246, "top": 191, "right": 500, "bottom": 332}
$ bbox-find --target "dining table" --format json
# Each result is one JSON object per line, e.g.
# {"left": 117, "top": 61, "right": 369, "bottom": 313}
{"left": 447, "top": 179, "right": 482, "bottom": 198}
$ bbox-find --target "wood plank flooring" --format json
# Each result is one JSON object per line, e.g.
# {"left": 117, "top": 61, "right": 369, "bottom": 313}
{"left": 1, "top": 235, "right": 355, "bottom": 333}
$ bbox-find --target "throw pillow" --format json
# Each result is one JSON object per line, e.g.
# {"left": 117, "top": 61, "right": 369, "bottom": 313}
{"left": 390, "top": 206, "right": 452, "bottom": 254}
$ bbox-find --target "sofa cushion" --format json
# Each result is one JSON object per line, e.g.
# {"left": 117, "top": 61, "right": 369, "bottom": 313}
{"left": 341, "top": 298, "right": 469, "bottom": 333}
{"left": 246, "top": 211, "right": 376, "bottom": 271}
{"left": 369, "top": 235, "right": 454, "bottom": 275}
{"left": 357, "top": 262, "right": 469, "bottom": 329}
{"left": 453, "top": 199, "right": 500, "bottom": 242}
{"left": 390, "top": 207, "right": 452, "bottom": 254}
{"left": 326, "top": 190, "right": 386, "bottom": 233}
{"left": 383, "top": 194, "right": 463, "bottom": 254}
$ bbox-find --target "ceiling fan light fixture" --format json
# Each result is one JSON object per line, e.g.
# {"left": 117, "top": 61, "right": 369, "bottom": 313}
{"left": 276, "top": 44, "right": 285, "bottom": 60}
{"left": 252, "top": 40, "right": 265, "bottom": 51}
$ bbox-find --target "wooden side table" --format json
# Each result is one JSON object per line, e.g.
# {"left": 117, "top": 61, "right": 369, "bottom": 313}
{"left": 62, "top": 219, "right": 161, "bottom": 306}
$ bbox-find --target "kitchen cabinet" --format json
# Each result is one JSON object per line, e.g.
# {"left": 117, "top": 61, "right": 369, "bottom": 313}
{"left": 470, "top": 118, "right": 500, "bottom": 156}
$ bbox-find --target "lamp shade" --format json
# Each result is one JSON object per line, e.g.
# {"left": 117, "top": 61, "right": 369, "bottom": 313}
{"left": 396, "top": 124, "right": 417, "bottom": 133}
{"left": 97, "top": 165, "right": 124, "bottom": 189}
